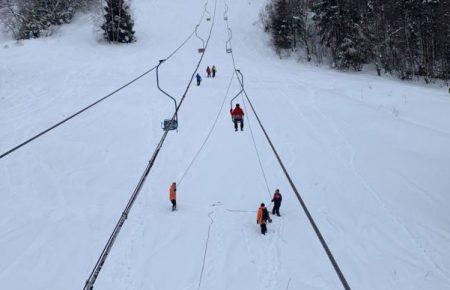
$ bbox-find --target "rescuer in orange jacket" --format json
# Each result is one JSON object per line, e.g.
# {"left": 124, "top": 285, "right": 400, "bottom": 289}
{"left": 230, "top": 104, "right": 244, "bottom": 131}
{"left": 169, "top": 182, "right": 177, "bottom": 211}
{"left": 256, "top": 203, "right": 270, "bottom": 235}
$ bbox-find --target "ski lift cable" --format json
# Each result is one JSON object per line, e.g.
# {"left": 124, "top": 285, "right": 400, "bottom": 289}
{"left": 83, "top": 0, "right": 218, "bottom": 289}
{"left": 239, "top": 81, "right": 351, "bottom": 290}
{"left": 240, "top": 94, "right": 272, "bottom": 200}
{"left": 224, "top": 16, "right": 272, "bottom": 205}
{"left": 197, "top": 210, "right": 215, "bottom": 290}
{"left": 223, "top": 8, "right": 351, "bottom": 290}
{"left": 178, "top": 71, "right": 236, "bottom": 186}
{"left": 228, "top": 69, "right": 271, "bottom": 199}
{"left": 0, "top": 10, "right": 204, "bottom": 161}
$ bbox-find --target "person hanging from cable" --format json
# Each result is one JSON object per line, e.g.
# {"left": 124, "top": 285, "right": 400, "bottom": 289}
{"left": 212, "top": 65, "right": 217, "bottom": 78}
{"left": 256, "top": 203, "right": 270, "bottom": 235}
{"left": 196, "top": 73, "right": 202, "bottom": 86}
{"left": 169, "top": 182, "right": 177, "bottom": 211}
{"left": 206, "top": 66, "right": 211, "bottom": 78}
{"left": 230, "top": 103, "right": 244, "bottom": 131}
{"left": 271, "top": 189, "right": 282, "bottom": 217}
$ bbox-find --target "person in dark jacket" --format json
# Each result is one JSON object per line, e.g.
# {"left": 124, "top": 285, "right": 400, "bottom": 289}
{"left": 212, "top": 65, "right": 217, "bottom": 78}
{"left": 230, "top": 103, "right": 244, "bottom": 131}
{"left": 206, "top": 66, "right": 211, "bottom": 78}
{"left": 196, "top": 73, "right": 202, "bottom": 86}
{"left": 271, "top": 189, "right": 282, "bottom": 216}
{"left": 257, "top": 203, "right": 270, "bottom": 235}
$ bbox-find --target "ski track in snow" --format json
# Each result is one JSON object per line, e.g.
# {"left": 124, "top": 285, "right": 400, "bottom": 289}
{"left": 1, "top": 0, "right": 450, "bottom": 289}
{"left": 307, "top": 88, "right": 450, "bottom": 282}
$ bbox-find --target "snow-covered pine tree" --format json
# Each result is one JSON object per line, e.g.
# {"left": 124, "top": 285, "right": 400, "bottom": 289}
{"left": 269, "top": 0, "right": 293, "bottom": 52}
{"left": 338, "top": 2, "right": 369, "bottom": 71}
{"left": 3, "top": 0, "right": 82, "bottom": 39}
{"left": 101, "top": 0, "right": 135, "bottom": 43}
{"left": 313, "top": 0, "right": 367, "bottom": 70}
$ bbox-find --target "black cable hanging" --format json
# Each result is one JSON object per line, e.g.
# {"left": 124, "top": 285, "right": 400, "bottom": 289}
{"left": 223, "top": 6, "right": 351, "bottom": 290}
{"left": 178, "top": 70, "right": 235, "bottom": 185}
{"left": 0, "top": 13, "right": 202, "bottom": 161}
{"left": 83, "top": 0, "right": 217, "bottom": 289}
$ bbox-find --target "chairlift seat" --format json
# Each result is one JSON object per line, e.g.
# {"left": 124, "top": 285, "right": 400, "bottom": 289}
{"left": 198, "top": 48, "right": 206, "bottom": 53}
{"left": 231, "top": 116, "right": 243, "bottom": 122}
{"left": 162, "top": 119, "right": 178, "bottom": 131}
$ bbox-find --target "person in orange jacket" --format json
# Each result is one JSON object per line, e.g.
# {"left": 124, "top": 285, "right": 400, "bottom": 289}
{"left": 169, "top": 182, "right": 177, "bottom": 211}
{"left": 230, "top": 103, "right": 244, "bottom": 131}
{"left": 256, "top": 203, "right": 270, "bottom": 235}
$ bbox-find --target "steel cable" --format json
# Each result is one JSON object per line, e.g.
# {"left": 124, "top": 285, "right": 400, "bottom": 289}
{"left": 178, "top": 70, "right": 235, "bottom": 186}
{"left": 83, "top": 0, "right": 218, "bottom": 289}
{"left": 197, "top": 211, "right": 215, "bottom": 290}
{"left": 240, "top": 94, "right": 272, "bottom": 200}
{"left": 1, "top": 10, "right": 202, "bottom": 160}
{"left": 223, "top": 5, "right": 351, "bottom": 289}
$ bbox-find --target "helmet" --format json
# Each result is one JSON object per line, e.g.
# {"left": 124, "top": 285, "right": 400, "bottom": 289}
{"left": 260, "top": 203, "right": 265, "bottom": 207}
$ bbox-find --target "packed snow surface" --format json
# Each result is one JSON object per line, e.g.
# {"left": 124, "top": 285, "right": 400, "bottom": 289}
{"left": 1, "top": 0, "right": 449, "bottom": 289}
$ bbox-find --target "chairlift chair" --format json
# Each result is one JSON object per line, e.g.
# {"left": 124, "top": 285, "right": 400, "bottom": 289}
{"left": 226, "top": 28, "right": 233, "bottom": 54}
{"left": 156, "top": 60, "right": 178, "bottom": 131}
{"left": 230, "top": 69, "right": 244, "bottom": 122}
{"left": 224, "top": 4, "right": 229, "bottom": 21}
{"left": 195, "top": 25, "right": 206, "bottom": 53}
{"left": 205, "top": 4, "right": 211, "bottom": 21}
{"left": 162, "top": 119, "right": 178, "bottom": 131}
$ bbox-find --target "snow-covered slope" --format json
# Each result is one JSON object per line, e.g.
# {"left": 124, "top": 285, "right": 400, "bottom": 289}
{"left": 1, "top": 0, "right": 449, "bottom": 289}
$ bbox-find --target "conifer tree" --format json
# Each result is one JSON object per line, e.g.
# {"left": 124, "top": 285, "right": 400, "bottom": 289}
{"left": 101, "top": 0, "right": 135, "bottom": 43}
{"left": 313, "top": 0, "right": 367, "bottom": 70}
{"left": 269, "top": 0, "right": 293, "bottom": 51}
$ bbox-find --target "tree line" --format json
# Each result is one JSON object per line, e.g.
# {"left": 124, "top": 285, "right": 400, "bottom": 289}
{"left": 262, "top": 0, "right": 449, "bottom": 81}
{"left": 0, "top": 0, "right": 135, "bottom": 43}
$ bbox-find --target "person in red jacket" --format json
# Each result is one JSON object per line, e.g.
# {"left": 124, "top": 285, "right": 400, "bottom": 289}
{"left": 230, "top": 103, "right": 244, "bottom": 131}
{"left": 169, "top": 182, "right": 177, "bottom": 211}
{"left": 206, "top": 66, "right": 211, "bottom": 78}
{"left": 271, "top": 189, "right": 282, "bottom": 216}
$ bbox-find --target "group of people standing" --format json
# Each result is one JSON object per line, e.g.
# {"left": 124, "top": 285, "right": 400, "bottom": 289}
{"left": 169, "top": 182, "right": 283, "bottom": 236}
{"left": 195, "top": 65, "right": 245, "bottom": 133}
{"left": 177, "top": 64, "right": 282, "bottom": 235}
{"left": 196, "top": 65, "right": 217, "bottom": 86}
{"left": 206, "top": 65, "right": 217, "bottom": 78}
{"left": 257, "top": 189, "right": 282, "bottom": 235}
